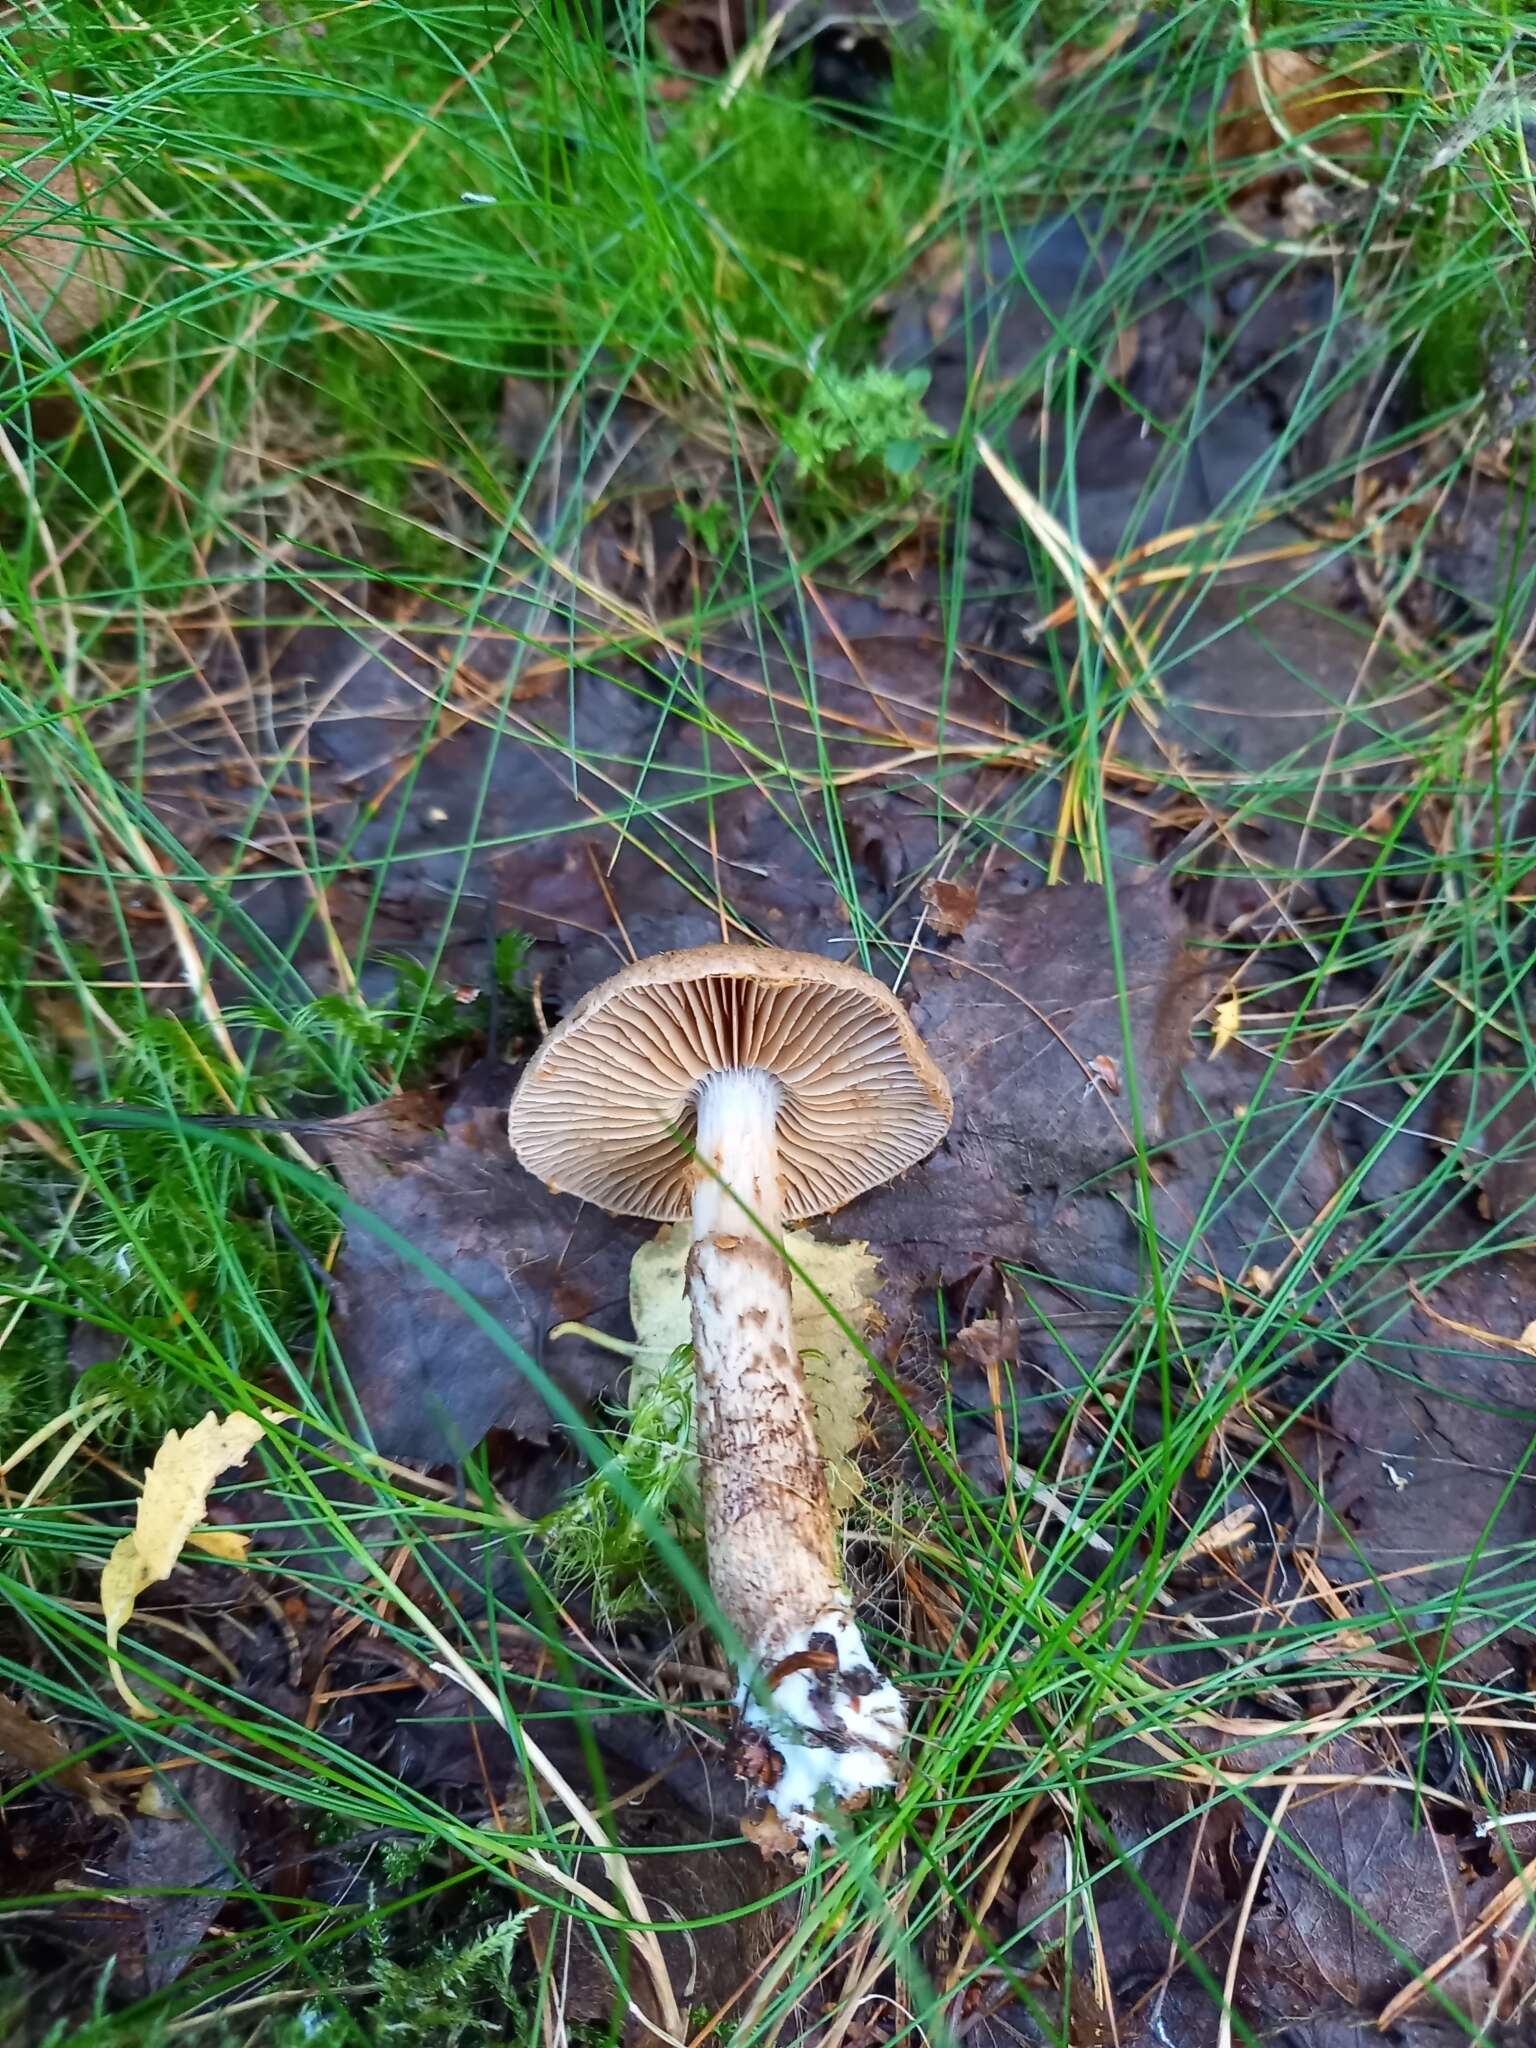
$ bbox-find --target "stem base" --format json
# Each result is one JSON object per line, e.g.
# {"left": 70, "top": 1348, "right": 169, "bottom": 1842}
{"left": 731, "top": 1609, "right": 907, "bottom": 1848}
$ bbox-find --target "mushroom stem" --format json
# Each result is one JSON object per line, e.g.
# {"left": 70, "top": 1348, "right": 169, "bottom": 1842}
{"left": 686, "top": 1068, "right": 906, "bottom": 1844}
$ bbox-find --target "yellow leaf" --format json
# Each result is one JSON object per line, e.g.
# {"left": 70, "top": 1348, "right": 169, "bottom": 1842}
{"left": 185, "top": 1528, "right": 250, "bottom": 1562}
{"left": 629, "top": 1227, "right": 879, "bottom": 1510}
{"left": 101, "top": 1411, "right": 264, "bottom": 1719}
{"left": 1520, "top": 1320, "right": 1536, "bottom": 1357}
{"left": 1211, "top": 990, "right": 1242, "bottom": 1059}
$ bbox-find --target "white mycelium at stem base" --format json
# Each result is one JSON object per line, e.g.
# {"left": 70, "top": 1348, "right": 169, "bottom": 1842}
{"left": 685, "top": 1067, "right": 906, "bottom": 1844}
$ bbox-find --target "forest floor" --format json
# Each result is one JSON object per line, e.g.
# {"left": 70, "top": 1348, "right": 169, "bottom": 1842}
{"left": 4, "top": 4, "right": 1536, "bottom": 2045}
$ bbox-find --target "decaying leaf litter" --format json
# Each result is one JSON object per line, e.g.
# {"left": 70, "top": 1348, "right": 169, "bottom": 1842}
{"left": 5, "top": 6, "right": 1536, "bottom": 2045}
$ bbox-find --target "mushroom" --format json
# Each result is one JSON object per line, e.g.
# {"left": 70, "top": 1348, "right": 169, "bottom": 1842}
{"left": 508, "top": 944, "right": 951, "bottom": 1844}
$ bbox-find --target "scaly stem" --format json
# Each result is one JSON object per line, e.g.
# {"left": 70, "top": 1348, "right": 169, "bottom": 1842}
{"left": 686, "top": 1068, "right": 906, "bottom": 1845}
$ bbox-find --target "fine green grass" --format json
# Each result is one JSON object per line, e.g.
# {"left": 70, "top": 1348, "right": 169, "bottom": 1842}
{"left": 4, "top": 1, "right": 1536, "bottom": 2043}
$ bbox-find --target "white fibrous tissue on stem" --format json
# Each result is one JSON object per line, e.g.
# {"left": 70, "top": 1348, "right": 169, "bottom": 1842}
{"left": 737, "top": 1610, "right": 907, "bottom": 1845}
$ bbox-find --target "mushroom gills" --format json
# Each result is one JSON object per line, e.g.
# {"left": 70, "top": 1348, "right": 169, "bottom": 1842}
{"left": 686, "top": 1066, "right": 907, "bottom": 1843}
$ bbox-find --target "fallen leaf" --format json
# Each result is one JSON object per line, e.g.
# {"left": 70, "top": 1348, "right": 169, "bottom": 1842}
{"left": 184, "top": 1528, "right": 250, "bottom": 1562}
{"left": 629, "top": 1227, "right": 880, "bottom": 1508}
{"left": 1302, "top": 1262, "right": 1536, "bottom": 1614}
{"left": 1039, "top": 10, "right": 1139, "bottom": 88}
{"left": 0, "top": 1690, "right": 119, "bottom": 1817}
{"left": 847, "top": 877, "right": 1210, "bottom": 1207}
{"left": 920, "top": 875, "right": 979, "bottom": 938}
{"left": 1084, "top": 1051, "right": 1121, "bottom": 1097}
{"left": 1065, "top": 1777, "right": 1239, "bottom": 2031}
{"left": 1213, "top": 47, "right": 1383, "bottom": 199}
{"left": 1242, "top": 1735, "right": 1500, "bottom": 2018}
{"left": 102, "top": 1410, "right": 265, "bottom": 1718}
{"left": 322, "top": 1062, "right": 649, "bottom": 1464}
{"left": 1210, "top": 988, "right": 1242, "bottom": 1058}
{"left": 947, "top": 1313, "right": 1014, "bottom": 1377}
{"left": 1436, "top": 1063, "right": 1536, "bottom": 1225}
{"left": 1181, "top": 1505, "right": 1256, "bottom": 1560}
{"left": 118, "top": 1765, "right": 241, "bottom": 1991}
{"left": 1521, "top": 1319, "right": 1536, "bottom": 1356}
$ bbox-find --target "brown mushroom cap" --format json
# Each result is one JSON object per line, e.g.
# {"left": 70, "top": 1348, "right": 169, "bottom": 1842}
{"left": 508, "top": 944, "right": 952, "bottom": 1222}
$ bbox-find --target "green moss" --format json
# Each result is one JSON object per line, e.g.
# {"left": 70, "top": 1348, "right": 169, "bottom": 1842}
{"left": 3, "top": 3, "right": 967, "bottom": 596}
{"left": 1416, "top": 288, "right": 1498, "bottom": 411}
{"left": 540, "top": 1340, "right": 701, "bottom": 1624}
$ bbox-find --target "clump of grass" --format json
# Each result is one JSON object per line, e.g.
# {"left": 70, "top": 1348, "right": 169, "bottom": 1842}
{"left": 0, "top": 934, "right": 531, "bottom": 1462}
{"left": 2, "top": 0, "right": 972, "bottom": 602}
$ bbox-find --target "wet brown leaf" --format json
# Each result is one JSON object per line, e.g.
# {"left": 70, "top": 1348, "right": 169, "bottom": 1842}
{"left": 323, "top": 1060, "right": 651, "bottom": 1465}
{"left": 1213, "top": 48, "right": 1383, "bottom": 197}
{"left": 920, "top": 875, "right": 979, "bottom": 938}
{"left": 1305, "top": 1259, "right": 1536, "bottom": 1617}
{"left": 854, "top": 874, "right": 1209, "bottom": 1229}
{"left": 117, "top": 1767, "right": 241, "bottom": 1992}
{"left": 1436, "top": 1062, "right": 1536, "bottom": 1224}
{"left": 1238, "top": 1736, "right": 1499, "bottom": 2022}
{"left": 0, "top": 1692, "right": 119, "bottom": 1818}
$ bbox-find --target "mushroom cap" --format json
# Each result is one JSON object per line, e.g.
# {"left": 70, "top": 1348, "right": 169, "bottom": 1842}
{"left": 508, "top": 944, "right": 952, "bottom": 1222}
